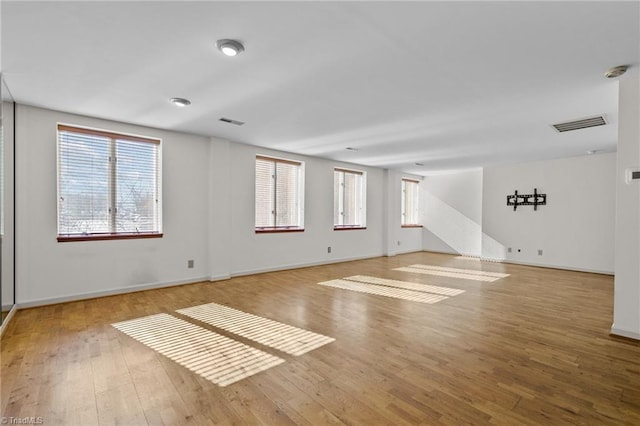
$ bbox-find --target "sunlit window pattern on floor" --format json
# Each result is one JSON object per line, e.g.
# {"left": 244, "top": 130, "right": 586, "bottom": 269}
{"left": 345, "top": 275, "right": 465, "bottom": 296}
{"left": 318, "top": 279, "right": 449, "bottom": 304}
{"left": 112, "top": 313, "right": 284, "bottom": 387}
{"left": 394, "top": 264, "right": 510, "bottom": 282}
{"left": 177, "top": 303, "right": 335, "bottom": 356}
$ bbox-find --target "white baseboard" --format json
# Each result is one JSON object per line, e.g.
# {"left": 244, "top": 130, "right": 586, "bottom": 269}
{"left": 17, "top": 276, "right": 211, "bottom": 309}
{"left": 0, "top": 305, "right": 18, "bottom": 337}
{"left": 209, "top": 274, "right": 231, "bottom": 282}
{"left": 230, "top": 253, "right": 383, "bottom": 278}
{"left": 482, "top": 258, "right": 614, "bottom": 276}
{"left": 610, "top": 327, "right": 640, "bottom": 341}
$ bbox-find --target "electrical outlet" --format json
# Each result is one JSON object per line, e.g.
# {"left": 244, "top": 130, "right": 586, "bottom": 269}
{"left": 187, "top": 260, "right": 194, "bottom": 268}
{"left": 327, "top": 246, "right": 332, "bottom": 254}
{"left": 538, "top": 249, "right": 543, "bottom": 256}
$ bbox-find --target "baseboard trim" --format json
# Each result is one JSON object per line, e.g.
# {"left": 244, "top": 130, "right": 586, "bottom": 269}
{"left": 481, "top": 258, "right": 614, "bottom": 276}
{"left": 230, "top": 253, "right": 383, "bottom": 278}
{"left": 0, "top": 305, "right": 18, "bottom": 337}
{"left": 16, "top": 276, "right": 211, "bottom": 309}
{"left": 422, "top": 249, "right": 481, "bottom": 258}
{"left": 610, "top": 327, "right": 640, "bottom": 341}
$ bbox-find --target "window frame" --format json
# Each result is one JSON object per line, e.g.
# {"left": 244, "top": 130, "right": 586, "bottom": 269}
{"left": 254, "top": 155, "right": 305, "bottom": 233}
{"left": 333, "top": 167, "right": 367, "bottom": 231}
{"left": 56, "top": 124, "right": 163, "bottom": 242}
{"left": 401, "top": 178, "right": 421, "bottom": 228}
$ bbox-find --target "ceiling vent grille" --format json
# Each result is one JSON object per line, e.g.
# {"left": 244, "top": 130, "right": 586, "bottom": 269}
{"left": 551, "top": 115, "right": 606, "bottom": 133}
{"left": 219, "top": 117, "right": 245, "bottom": 126}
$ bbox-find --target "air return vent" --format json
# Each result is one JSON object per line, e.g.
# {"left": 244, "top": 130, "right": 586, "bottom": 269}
{"left": 219, "top": 117, "right": 245, "bottom": 126}
{"left": 551, "top": 115, "right": 606, "bottom": 133}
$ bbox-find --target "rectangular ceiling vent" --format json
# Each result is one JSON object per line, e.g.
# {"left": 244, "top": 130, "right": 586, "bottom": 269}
{"left": 551, "top": 115, "right": 606, "bottom": 133}
{"left": 219, "top": 117, "right": 245, "bottom": 126}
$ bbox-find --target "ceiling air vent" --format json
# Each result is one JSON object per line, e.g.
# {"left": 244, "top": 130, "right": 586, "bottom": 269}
{"left": 219, "top": 117, "right": 245, "bottom": 126}
{"left": 551, "top": 115, "right": 606, "bottom": 133}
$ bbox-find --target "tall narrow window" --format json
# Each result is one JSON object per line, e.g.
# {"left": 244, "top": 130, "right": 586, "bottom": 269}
{"left": 401, "top": 178, "right": 420, "bottom": 227}
{"left": 255, "top": 155, "right": 304, "bottom": 232}
{"left": 57, "top": 125, "right": 162, "bottom": 241}
{"left": 334, "top": 168, "right": 366, "bottom": 230}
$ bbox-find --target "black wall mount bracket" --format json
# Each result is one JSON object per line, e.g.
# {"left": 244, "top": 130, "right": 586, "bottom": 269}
{"left": 506, "top": 188, "right": 547, "bottom": 211}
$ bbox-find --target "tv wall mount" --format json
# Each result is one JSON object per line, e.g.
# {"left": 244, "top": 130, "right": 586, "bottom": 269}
{"left": 506, "top": 188, "right": 547, "bottom": 211}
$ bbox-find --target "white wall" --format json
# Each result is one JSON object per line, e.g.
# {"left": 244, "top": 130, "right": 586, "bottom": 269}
{"left": 384, "top": 169, "right": 424, "bottom": 257}
{"left": 16, "top": 105, "right": 212, "bottom": 306}
{"left": 15, "top": 105, "right": 420, "bottom": 306}
{"left": 1, "top": 101, "right": 15, "bottom": 309}
{"left": 421, "top": 170, "right": 483, "bottom": 257}
{"left": 612, "top": 66, "right": 640, "bottom": 339}
{"left": 223, "top": 143, "right": 388, "bottom": 276}
{"left": 482, "top": 153, "right": 616, "bottom": 274}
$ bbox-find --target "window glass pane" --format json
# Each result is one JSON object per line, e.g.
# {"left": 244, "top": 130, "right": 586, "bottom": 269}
{"left": 334, "top": 171, "right": 344, "bottom": 225}
{"left": 334, "top": 169, "right": 365, "bottom": 227}
{"left": 115, "top": 139, "right": 158, "bottom": 233}
{"left": 255, "top": 159, "right": 275, "bottom": 227}
{"left": 58, "top": 132, "right": 110, "bottom": 234}
{"left": 402, "top": 179, "right": 419, "bottom": 225}
{"left": 275, "top": 161, "right": 300, "bottom": 227}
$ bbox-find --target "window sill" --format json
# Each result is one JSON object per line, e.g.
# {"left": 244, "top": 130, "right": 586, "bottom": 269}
{"left": 401, "top": 224, "right": 423, "bottom": 228}
{"left": 334, "top": 226, "right": 367, "bottom": 231}
{"left": 255, "top": 227, "right": 304, "bottom": 234}
{"left": 57, "top": 232, "right": 163, "bottom": 242}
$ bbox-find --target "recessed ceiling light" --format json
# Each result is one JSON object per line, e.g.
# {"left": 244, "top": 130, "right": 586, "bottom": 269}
{"left": 604, "top": 65, "right": 628, "bottom": 79}
{"left": 346, "top": 147, "right": 359, "bottom": 151}
{"left": 216, "top": 39, "right": 245, "bottom": 57}
{"left": 169, "top": 97, "right": 191, "bottom": 107}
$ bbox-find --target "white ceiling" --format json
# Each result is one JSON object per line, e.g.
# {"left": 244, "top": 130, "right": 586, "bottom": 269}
{"left": 2, "top": 1, "right": 639, "bottom": 175}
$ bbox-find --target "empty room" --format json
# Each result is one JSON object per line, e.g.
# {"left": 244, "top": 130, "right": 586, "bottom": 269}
{"left": 1, "top": 1, "right": 640, "bottom": 425}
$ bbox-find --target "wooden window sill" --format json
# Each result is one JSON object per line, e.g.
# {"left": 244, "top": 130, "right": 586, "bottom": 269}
{"left": 57, "top": 233, "right": 163, "bottom": 242}
{"left": 401, "top": 224, "right": 423, "bottom": 228}
{"left": 255, "top": 227, "right": 304, "bottom": 234}
{"left": 334, "top": 226, "right": 367, "bottom": 231}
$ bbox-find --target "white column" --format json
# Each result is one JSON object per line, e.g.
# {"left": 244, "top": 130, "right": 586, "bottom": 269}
{"left": 612, "top": 65, "right": 640, "bottom": 339}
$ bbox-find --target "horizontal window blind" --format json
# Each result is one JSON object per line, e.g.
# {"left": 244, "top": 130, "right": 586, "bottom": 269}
{"left": 57, "top": 125, "right": 160, "bottom": 238}
{"left": 334, "top": 168, "right": 366, "bottom": 227}
{"left": 255, "top": 156, "right": 304, "bottom": 229}
{"left": 401, "top": 178, "right": 419, "bottom": 225}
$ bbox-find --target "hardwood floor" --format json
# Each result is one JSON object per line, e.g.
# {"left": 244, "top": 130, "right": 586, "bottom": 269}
{"left": 1, "top": 252, "right": 639, "bottom": 425}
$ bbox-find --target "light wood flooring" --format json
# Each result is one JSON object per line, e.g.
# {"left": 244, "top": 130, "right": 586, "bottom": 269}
{"left": 1, "top": 252, "right": 640, "bottom": 425}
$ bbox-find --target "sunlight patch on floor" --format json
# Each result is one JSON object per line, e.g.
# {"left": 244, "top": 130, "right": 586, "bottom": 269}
{"left": 318, "top": 279, "right": 449, "bottom": 304}
{"left": 177, "top": 303, "right": 335, "bottom": 356}
{"left": 345, "top": 275, "right": 465, "bottom": 296}
{"left": 112, "top": 313, "right": 284, "bottom": 386}
{"left": 394, "top": 264, "right": 509, "bottom": 282}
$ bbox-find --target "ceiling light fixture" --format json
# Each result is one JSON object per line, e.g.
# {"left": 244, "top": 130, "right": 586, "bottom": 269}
{"left": 216, "top": 39, "right": 245, "bottom": 57}
{"left": 169, "top": 97, "right": 191, "bottom": 107}
{"left": 604, "top": 65, "right": 628, "bottom": 79}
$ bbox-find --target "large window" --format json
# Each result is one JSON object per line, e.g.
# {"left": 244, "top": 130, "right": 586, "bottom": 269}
{"left": 255, "top": 155, "right": 304, "bottom": 232}
{"left": 334, "top": 168, "right": 366, "bottom": 230}
{"left": 401, "top": 178, "right": 420, "bottom": 227}
{"left": 57, "top": 124, "right": 162, "bottom": 241}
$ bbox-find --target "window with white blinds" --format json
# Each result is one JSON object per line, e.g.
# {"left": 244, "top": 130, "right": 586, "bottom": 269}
{"left": 255, "top": 155, "right": 304, "bottom": 232}
{"left": 334, "top": 168, "right": 366, "bottom": 229}
{"left": 401, "top": 178, "right": 420, "bottom": 226}
{"left": 57, "top": 124, "right": 162, "bottom": 241}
